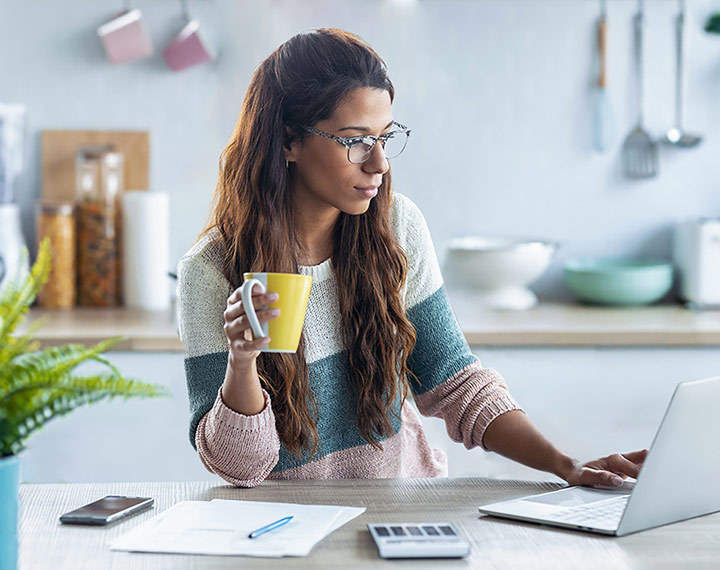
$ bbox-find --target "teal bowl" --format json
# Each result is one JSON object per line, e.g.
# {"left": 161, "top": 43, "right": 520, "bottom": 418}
{"left": 563, "top": 258, "right": 674, "bottom": 306}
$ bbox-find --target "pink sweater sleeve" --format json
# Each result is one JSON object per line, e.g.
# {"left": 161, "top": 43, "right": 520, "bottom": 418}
{"left": 413, "top": 361, "right": 523, "bottom": 451}
{"left": 195, "top": 388, "right": 280, "bottom": 487}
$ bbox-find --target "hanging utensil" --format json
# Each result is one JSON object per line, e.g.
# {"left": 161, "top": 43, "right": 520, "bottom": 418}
{"left": 622, "top": 0, "right": 658, "bottom": 179}
{"left": 663, "top": 0, "right": 703, "bottom": 148}
{"left": 593, "top": 0, "right": 616, "bottom": 152}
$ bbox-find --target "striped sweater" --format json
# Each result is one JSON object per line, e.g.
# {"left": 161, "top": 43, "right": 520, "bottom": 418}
{"left": 177, "top": 193, "right": 522, "bottom": 487}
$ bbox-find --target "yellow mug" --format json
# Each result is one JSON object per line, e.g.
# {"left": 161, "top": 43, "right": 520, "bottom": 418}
{"left": 241, "top": 272, "right": 313, "bottom": 353}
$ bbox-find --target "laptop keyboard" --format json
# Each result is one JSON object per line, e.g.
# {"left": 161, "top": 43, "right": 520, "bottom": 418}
{"left": 550, "top": 495, "right": 630, "bottom": 527}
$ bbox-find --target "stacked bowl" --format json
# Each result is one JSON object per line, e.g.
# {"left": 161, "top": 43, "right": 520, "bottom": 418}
{"left": 563, "top": 258, "right": 673, "bottom": 306}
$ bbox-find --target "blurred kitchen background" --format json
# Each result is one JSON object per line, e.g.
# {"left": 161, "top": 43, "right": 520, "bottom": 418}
{"left": 2, "top": 0, "right": 720, "bottom": 484}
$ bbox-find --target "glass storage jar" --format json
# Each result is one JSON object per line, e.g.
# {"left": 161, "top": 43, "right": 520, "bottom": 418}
{"left": 36, "top": 202, "right": 76, "bottom": 309}
{"left": 75, "top": 147, "right": 124, "bottom": 307}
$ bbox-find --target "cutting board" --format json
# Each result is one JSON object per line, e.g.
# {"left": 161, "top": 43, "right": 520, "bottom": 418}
{"left": 41, "top": 130, "right": 150, "bottom": 201}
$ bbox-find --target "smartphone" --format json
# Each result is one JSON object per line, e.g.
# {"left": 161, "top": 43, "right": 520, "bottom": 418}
{"left": 59, "top": 495, "right": 154, "bottom": 526}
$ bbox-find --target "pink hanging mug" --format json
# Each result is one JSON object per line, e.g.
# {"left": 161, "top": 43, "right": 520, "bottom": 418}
{"left": 163, "top": 19, "right": 214, "bottom": 72}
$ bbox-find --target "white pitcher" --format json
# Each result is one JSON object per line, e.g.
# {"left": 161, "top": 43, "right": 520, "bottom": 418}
{"left": 0, "top": 203, "right": 29, "bottom": 293}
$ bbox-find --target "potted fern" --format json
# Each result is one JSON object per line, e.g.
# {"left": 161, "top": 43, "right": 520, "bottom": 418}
{"left": 0, "top": 239, "right": 168, "bottom": 569}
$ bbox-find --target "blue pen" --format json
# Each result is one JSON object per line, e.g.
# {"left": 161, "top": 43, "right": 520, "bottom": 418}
{"left": 248, "top": 515, "right": 293, "bottom": 539}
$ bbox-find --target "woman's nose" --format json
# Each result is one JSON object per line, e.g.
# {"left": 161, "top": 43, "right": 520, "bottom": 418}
{"left": 362, "top": 143, "right": 389, "bottom": 175}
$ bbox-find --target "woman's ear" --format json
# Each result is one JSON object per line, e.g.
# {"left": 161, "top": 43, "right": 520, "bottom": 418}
{"left": 284, "top": 126, "right": 300, "bottom": 163}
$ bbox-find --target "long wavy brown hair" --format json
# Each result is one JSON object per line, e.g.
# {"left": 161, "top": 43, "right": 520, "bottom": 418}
{"left": 203, "top": 29, "right": 416, "bottom": 456}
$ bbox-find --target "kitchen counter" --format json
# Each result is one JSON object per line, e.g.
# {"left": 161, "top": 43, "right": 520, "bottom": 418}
{"left": 21, "top": 299, "right": 720, "bottom": 350}
{"left": 450, "top": 294, "right": 720, "bottom": 346}
{"left": 23, "top": 307, "right": 183, "bottom": 352}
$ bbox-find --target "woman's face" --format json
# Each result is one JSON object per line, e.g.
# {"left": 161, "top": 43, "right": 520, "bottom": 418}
{"left": 287, "top": 87, "right": 392, "bottom": 217}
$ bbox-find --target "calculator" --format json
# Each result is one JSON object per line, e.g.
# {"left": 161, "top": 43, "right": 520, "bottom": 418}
{"left": 367, "top": 522, "right": 471, "bottom": 559}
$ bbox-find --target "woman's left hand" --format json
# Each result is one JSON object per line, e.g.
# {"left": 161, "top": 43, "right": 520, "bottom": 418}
{"left": 562, "top": 449, "right": 649, "bottom": 488}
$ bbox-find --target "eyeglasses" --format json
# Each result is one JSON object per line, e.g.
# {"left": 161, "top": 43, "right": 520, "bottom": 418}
{"left": 299, "top": 121, "right": 411, "bottom": 164}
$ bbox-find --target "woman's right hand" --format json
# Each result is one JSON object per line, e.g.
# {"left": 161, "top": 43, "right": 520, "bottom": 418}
{"left": 223, "top": 284, "right": 281, "bottom": 363}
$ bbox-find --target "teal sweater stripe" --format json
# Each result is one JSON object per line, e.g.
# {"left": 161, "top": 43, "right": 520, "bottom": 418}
{"left": 274, "top": 352, "right": 402, "bottom": 471}
{"left": 407, "top": 285, "right": 478, "bottom": 396}
{"left": 185, "top": 350, "right": 228, "bottom": 450}
{"left": 185, "top": 349, "right": 402, "bottom": 463}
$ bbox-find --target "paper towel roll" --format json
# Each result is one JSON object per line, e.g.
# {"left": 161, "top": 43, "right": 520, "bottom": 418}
{"left": 122, "top": 191, "right": 170, "bottom": 310}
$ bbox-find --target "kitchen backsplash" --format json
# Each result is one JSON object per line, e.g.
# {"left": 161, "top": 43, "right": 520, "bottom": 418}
{"left": 2, "top": 0, "right": 719, "bottom": 301}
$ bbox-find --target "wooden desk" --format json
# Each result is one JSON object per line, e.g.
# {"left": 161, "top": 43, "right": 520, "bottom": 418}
{"left": 19, "top": 478, "right": 720, "bottom": 569}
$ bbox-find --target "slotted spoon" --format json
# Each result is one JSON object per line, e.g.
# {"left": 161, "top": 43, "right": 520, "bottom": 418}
{"left": 622, "top": 0, "right": 658, "bottom": 179}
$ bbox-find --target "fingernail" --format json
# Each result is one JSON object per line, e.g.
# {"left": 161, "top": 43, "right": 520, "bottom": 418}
{"left": 612, "top": 477, "right": 623, "bottom": 486}
{"left": 261, "top": 337, "right": 271, "bottom": 345}
{"left": 269, "top": 293, "right": 279, "bottom": 301}
{"left": 269, "top": 309, "right": 281, "bottom": 316}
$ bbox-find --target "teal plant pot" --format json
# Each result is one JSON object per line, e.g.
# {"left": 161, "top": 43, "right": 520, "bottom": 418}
{"left": 0, "top": 455, "right": 19, "bottom": 570}
{"left": 564, "top": 258, "right": 673, "bottom": 306}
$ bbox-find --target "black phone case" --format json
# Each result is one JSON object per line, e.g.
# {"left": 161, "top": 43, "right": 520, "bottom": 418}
{"left": 59, "top": 497, "right": 154, "bottom": 526}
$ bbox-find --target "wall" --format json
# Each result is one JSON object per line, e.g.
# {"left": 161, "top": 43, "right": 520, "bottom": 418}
{"left": 2, "top": 0, "right": 720, "bottom": 301}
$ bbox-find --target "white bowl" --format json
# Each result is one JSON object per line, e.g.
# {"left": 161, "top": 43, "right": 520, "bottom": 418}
{"left": 443, "top": 237, "right": 557, "bottom": 310}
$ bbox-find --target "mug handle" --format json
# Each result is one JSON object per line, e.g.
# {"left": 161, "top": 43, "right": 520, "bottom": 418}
{"left": 240, "top": 279, "right": 267, "bottom": 339}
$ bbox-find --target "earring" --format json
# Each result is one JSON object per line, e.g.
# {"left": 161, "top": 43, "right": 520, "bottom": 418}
{"left": 285, "top": 159, "right": 290, "bottom": 168}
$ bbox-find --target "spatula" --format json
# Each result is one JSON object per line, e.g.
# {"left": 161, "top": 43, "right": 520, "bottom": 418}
{"left": 622, "top": 0, "right": 658, "bottom": 179}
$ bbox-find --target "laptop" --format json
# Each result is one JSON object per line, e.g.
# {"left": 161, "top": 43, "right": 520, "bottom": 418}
{"left": 478, "top": 376, "right": 720, "bottom": 536}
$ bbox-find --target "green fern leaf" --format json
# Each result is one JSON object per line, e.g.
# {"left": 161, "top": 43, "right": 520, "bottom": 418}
{"left": 0, "top": 238, "right": 51, "bottom": 341}
{"left": 0, "top": 338, "right": 125, "bottom": 400}
{"left": 0, "top": 237, "right": 168, "bottom": 459}
{"left": 0, "top": 374, "right": 169, "bottom": 456}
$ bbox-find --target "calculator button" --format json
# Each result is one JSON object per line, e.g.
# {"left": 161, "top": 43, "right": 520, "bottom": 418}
{"left": 422, "top": 526, "right": 440, "bottom": 536}
{"left": 439, "top": 526, "right": 456, "bottom": 536}
{"left": 374, "top": 526, "right": 390, "bottom": 537}
{"left": 390, "top": 526, "right": 406, "bottom": 536}
{"left": 407, "top": 526, "right": 423, "bottom": 536}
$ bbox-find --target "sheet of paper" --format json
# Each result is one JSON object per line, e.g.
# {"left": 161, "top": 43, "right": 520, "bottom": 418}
{"left": 108, "top": 499, "right": 365, "bottom": 558}
{"left": 323, "top": 506, "right": 367, "bottom": 536}
{"left": 209, "top": 499, "right": 366, "bottom": 539}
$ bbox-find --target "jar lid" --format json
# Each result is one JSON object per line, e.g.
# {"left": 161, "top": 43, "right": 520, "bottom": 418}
{"left": 76, "top": 144, "right": 115, "bottom": 161}
{"left": 37, "top": 201, "right": 75, "bottom": 215}
{"left": 102, "top": 152, "right": 124, "bottom": 167}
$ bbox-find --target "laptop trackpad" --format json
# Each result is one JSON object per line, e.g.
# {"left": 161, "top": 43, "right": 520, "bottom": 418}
{"left": 524, "top": 487, "right": 618, "bottom": 507}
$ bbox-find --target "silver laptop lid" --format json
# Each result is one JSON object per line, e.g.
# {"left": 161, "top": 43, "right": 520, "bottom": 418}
{"left": 617, "top": 376, "right": 720, "bottom": 536}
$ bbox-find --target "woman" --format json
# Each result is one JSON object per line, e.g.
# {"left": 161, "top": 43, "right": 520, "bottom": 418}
{"left": 177, "top": 28, "right": 646, "bottom": 487}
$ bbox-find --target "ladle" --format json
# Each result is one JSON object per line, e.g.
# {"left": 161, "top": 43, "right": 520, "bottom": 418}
{"left": 663, "top": 0, "right": 703, "bottom": 148}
